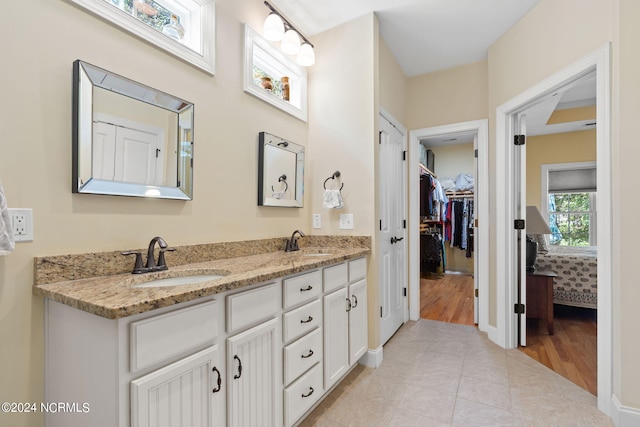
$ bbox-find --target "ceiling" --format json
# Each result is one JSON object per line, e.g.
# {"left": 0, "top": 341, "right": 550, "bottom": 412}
{"left": 269, "top": 0, "right": 595, "bottom": 139}
{"left": 270, "top": 0, "right": 540, "bottom": 77}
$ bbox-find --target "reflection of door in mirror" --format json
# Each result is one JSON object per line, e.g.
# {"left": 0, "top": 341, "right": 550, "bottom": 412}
{"left": 92, "top": 87, "right": 175, "bottom": 186}
{"left": 264, "top": 144, "right": 295, "bottom": 200}
{"left": 92, "top": 121, "right": 164, "bottom": 185}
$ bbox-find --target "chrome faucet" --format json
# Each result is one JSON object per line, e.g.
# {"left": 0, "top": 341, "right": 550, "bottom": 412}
{"left": 122, "top": 236, "right": 176, "bottom": 274}
{"left": 285, "top": 230, "right": 305, "bottom": 252}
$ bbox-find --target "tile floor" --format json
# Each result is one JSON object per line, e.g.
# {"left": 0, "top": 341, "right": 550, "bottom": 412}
{"left": 299, "top": 319, "right": 612, "bottom": 426}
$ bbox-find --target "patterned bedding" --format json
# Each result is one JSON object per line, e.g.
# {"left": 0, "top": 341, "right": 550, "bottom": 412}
{"left": 534, "top": 245, "right": 597, "bottom": 309}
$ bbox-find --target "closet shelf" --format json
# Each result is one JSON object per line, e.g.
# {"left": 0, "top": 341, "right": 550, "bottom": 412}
{"left": 446, "top": 191, "right": 474, "bottom": 199}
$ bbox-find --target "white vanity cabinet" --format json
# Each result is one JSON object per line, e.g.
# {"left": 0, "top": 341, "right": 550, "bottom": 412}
{"left": 323, "top": 258, "right": 368, "bottom": 390}
{"left": 225, "top": 283, "right": 281, "bottom": 427}
{"left": 43, "top": 256, "right": 368, "bottom": 427}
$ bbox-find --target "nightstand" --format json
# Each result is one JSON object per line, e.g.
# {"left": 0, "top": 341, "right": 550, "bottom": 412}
{"left": 526, "top": 269, "right": 557, "bottom": 335}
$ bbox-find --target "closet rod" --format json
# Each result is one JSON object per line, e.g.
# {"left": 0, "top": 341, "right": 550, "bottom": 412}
{"left": 419, "top": 163, "right": 436, "bottom": 177}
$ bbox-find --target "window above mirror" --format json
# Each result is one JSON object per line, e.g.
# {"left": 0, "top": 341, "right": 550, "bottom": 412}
{"left": 69, "top": 0, "right": 215, "bottom": 74}
{"left": 243, "top": 24, "right": 307, "bottom": 122}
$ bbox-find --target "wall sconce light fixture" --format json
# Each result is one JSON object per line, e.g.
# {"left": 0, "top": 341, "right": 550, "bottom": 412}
{"left": 263, "top": 1, "right": 315, "bottom": 66}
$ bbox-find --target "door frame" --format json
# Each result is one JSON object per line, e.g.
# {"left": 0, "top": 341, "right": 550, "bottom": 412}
{"left": 495, "top": 43, "right": 612, "bottom": 415}
{"left": 379, "top": 107, "right": 409, "bottom": 328}
{"left": 408, "top": 119, "right": 489, "bottom": 333}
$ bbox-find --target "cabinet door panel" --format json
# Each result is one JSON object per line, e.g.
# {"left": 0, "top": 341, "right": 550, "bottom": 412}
{"left": 349, "top": 279, "right": 368, "bottom": 365}
{"left": 227, "top": 318, "right": 278, "bottom": 427}
{"left": 323, "top": 287, "right": 349, "bottom": 389}
{"left": 131, "top": 345, "right": 221, "bottom": 427}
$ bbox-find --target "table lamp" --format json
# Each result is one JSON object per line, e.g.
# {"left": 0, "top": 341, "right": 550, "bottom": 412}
{"left": 526, "top": 205, "right": 552, "bottom": 272}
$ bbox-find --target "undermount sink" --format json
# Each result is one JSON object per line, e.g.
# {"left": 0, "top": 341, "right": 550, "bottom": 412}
{"left": 299, "top": 248, "right": 333, "bottom": 257}
{"left": 302, "top": 253, "right": 332, "bottom": 257}
{"left": 133, "top": 274, "right": 227, "bottom": 288}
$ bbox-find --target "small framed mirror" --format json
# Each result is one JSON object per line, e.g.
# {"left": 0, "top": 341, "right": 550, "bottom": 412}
{"left": 258, "top": 132, "right": 304, "bottom": 207}
{"left": 72, "top": 60, "right": 194, "bottom": 200}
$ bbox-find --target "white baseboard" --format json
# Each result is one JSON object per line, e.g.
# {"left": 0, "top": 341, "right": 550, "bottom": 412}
{"left": 612, "top": 395, "right": 640, "bottom": 426}
{"left": 486, "top": 325, "right": 506, "bottom": 348}
{"left": 359, "top": 346, "right": 383, "bottom": 368}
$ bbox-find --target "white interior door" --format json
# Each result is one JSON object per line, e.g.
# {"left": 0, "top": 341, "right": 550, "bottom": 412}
{"left": 92, "top": 121, "right": 117, "bottom": 180}
{"left": 515, "top": 113, "right": 527, "bottom": 347}
{"left": 379, "top": 115, "right": 406, "bottom": 345}
{"left": 114, "top": 126, "right": 161, "bottom": 185}
{"left": 473, "top": 135, "right": 479, "bottom": 324}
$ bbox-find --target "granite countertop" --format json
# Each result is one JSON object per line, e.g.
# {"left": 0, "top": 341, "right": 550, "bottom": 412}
{"left": 33, "top": 237, "right": 370, "bottom": 320}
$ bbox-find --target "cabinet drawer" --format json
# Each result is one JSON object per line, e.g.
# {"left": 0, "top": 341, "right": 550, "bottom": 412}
{"left": 227, "top": 283, "right": 279, "bottom": 334}
{"left": 349, "top": 257, "right": 367, "bottom": 282}
{"left": 283, "top": 299, "right": 322, "bottom": 343}
{"left": 283, "top": 270, "right": 322, "bottom": 309}
{"left": 283, "top": 328, "right": 322, "bottom": 385}
{"left": 284, "top": 362, "right": 323, "bottom": 427}
{"left": 130, "top": 300, "right": 217, "bottom": 372}
{"left": 323, "top": 262, "right": 348, "bottom": 293}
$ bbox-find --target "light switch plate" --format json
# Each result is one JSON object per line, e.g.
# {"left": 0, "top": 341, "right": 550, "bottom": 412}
{"left": 339, "top": 213, "right": 354, "bottom": 230}
{"left": 312, "top": 213, "right": 321, "bottom": 229}
{"left": 8, "top": 208, "right": 33, "bottom": 242}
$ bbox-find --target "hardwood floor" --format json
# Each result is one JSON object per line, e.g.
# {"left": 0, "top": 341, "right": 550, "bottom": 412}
{"left": 521, "top": 305, "right": 597, "bottom": 395}
{"left": 420, "top": 272, "right": 475, "bottom": 326}
{"left": 419, "top": 273, "right": 597, "bottom": 396}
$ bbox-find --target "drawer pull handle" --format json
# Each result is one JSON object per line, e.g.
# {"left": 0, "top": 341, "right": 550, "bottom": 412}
{"left": 352, "top": 295, "right": 358, "bottom": 308}
{"left": 233, "top": 355, "right": 242, "bottom": 380}
{"left": 346, "top": 298, "right": 352, "bottom": 312}
{"left": 301, "top": 316, "right": 313, "bottom": 324}
{"left": 212, "top": 367, "right": 222, "bottom": 393}
{"left": 301, "top": 349, "right": 314, "bottom": 359}
{"left": 301, "top": 387, "right": 314, "bottom": 398}
{"left": 300, "top": 285, "right": 313, "bottom": 292}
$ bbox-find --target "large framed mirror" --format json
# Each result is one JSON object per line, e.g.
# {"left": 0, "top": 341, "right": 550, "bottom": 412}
{"left": 258, "top": 132, "right": 304, "bottom": 207}
{"left": 72, "top": 60, "right": 194, "bottom": 200}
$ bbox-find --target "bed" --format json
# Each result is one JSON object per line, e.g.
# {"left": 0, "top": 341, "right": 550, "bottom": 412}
{"left": 534, "top": 245, "right": 598, "bottom": 309}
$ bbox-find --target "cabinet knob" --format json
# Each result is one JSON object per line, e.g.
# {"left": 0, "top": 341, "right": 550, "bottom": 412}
{"left": 346, "top": 298, "right": 352, "bottom": 312}
{"left": 352, "top": 295, "right": 358, "bottom": 308}
{"left": 211, "top": 366, "right": 222, "bottom": 393}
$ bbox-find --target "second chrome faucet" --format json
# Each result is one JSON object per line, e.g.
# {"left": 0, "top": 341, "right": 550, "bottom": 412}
{"left": 123, "top": 236, "right": 176, "bottom": 274}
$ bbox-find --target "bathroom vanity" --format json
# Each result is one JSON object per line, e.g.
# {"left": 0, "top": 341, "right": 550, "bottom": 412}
{"left": 35, "top": 237, "right": 369, "bottom": 427}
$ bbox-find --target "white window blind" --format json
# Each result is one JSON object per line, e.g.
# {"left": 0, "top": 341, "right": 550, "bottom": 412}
{"left": 549, "top": 167, "right": 596, "bottom": 193}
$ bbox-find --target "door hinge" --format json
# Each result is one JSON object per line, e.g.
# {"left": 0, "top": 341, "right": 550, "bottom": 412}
{"left": 514, "top": 135, "right": 526, "bottom": 146}
{"left": 514, "top": 303, "right": 526, "bottom": 314}
{"left": 379, "top": 220, "right": 382, "bottom": 231}
{"left": 403, "top": 219, "right": 406, "bottom": 229}
{"left": 380, "top": 306, "right": 383, "bottom": 317}
{"left": 514, "top": 219, "right": 525, "bottom": 230}
{"left": 403, "top": 287, "right": 407, "bottom": 297}
{"left": 474, "top": 148, "right": 478, "bottom": 158}
{"left": 474, "top": 218, "right": 478, "bottom": 228}
{"left": 402, "top": 150, "right": 407, "bottom": 161}
{"left": 475, "top": 289, "right": 479, "bottom": 298}
{"left": 378, "top": 131, "right": 383, "bottom": 144}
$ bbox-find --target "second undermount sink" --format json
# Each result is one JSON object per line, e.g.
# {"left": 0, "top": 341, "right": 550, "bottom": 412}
{"left": 133, "top": 273, "right": 227, "bottom": 288}
{"left": 300, "top": 248, "right": 333, "bottom": 257}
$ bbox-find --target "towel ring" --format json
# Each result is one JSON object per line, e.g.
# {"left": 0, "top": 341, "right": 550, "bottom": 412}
{"left": 272, "top": 174, "right": 288, "bottom": 192}
{"left": 323, "top": 171, "right": 344, "bottom": 190}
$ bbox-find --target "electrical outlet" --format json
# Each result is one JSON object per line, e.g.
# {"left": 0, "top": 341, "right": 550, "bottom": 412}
{"left": 312, "top": 213, "right": 321, "bottom": 229}
{"left": 8, "top": 208, "right": 33, "bottom": 242}
{"left": 339, "top": 213, "right": 354, "bottom": 230}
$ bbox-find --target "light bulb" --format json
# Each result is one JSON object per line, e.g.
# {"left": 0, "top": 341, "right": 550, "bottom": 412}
{"left": 297, "top": 43, "right": 315, "bottom": 66}
{"left": 281, "top": 29, "right": 301, "bottom": 55}
{"left": 263, "top": 13, "right": 284, "bottom": 41}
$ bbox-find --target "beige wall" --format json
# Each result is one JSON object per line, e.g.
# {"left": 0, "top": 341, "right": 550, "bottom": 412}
{"left": 307, "top": 14, "right": 379, "bottom": 347}
{"left": 379, "top": 38, "right": 407, "bottom": 124}
{"left": 0, "top": 1, "right": 309, "bottom": 425}
{"left": 526, "top": 130, "right": 597, "bottom": 208}
{"left": 407, "top": 61, "right": 488, "bottom": 130}
{"left": 429, "top": 142, "right": 475, "bottom": 180}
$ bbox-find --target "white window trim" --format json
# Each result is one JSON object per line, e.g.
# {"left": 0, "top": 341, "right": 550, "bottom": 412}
{"left": 68, "top": 0, "right": 215, "bottom": 74}
{"left": 541, "top": 161, "right": 597, "bottom": 245}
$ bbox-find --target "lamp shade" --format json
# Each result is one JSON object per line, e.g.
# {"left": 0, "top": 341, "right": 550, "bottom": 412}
{"left": 281, "top": 29, "right": 301, "bottom": 55}
{"left": 263, "top": 13, "right": 284, "bottom": 41}
{"left": 297, "top": 43, "right": 315, "bottom": 66}
{"left": 526, "top": 206, "right": 552, "bottom": 234}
